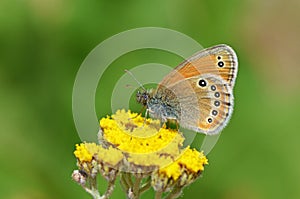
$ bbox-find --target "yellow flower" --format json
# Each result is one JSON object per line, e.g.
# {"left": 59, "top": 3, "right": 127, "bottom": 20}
{"left": 99, "top": 110, "right": 188, "bottom": 172}
{"left": 73, "top": 109, "right": 209, "bottom": 198}
{"left": 74, "top": 143, "right": 95, "bottom": 162}
{"left": 96, "top": 145, "right": 124, "bottom": 167}
{"left": 99, "top": 109, "right": 182, "bottom": 153}
{"left": 151, "top": 147, "right": 208, "bottom": 191}
{"left": 98, "top": 110, "right": 208, "bottom": 176}
{"left": 177, "top": 147, "right": 208, "bottom": 173}
{"left": 157, "top": 147, "right": 208, "bottom": 180}
{"left": 74, "top": 142, "right": 124, "bottom": 167}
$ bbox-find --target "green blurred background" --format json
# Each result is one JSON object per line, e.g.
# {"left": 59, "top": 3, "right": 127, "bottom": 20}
{"left": 1, "top": 0, "right": 300, "bottom": 198}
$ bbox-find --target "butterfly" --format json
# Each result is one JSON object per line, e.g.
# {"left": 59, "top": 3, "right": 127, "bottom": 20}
{"left": 136, "top": 44, "right": 238, "bottom": 135}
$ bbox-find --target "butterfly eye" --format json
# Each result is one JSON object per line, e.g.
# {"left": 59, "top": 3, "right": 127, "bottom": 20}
{"left": 212, "top": 110, "right": 218, "bottom": 116}
{"left": 214, "top": 100, "right": 220, "bottom": 107}
{"left": 198, "top": 79, "right": 207, "bottom": 87}
{"left": 218, "top": 61, "right": 224, "bottom": 67}
{"left": 211, "top": 85, "right": 216, "bottom": 91}
{"left": 214, "top": 92, "right": 220, "bottom": 98}
{"left": 207, "top": 118, "right": 213, "bottom": 123}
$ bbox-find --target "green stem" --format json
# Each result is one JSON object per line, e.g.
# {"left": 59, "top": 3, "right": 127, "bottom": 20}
{"left": 83, "top": 176, "right": 103, "bottom": 199}
{"left": 155, "top": 190, "right": 163, "bottom": 199}
{"left": 103, "top": 179, "right": 116, "bottom": 199}
{"left": 133, "top": 176, "right": 143, "bottom": 199}
{"left": 124, "top": 172, "right": 134, "bottom": 187}
{"left": 165, "top": 186, "right": 183, "bottom": 199}
{"left": 139, "top": 179, "right": 152, "bottom": 194}
{"left": 120, "top": 173, "right": 130, "bottom": 193}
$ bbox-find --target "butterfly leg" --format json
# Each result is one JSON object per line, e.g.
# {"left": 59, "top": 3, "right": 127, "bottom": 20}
{"left": 142, "top": 108, "right": 150, "bottom": 127}
{"left": 128, "top": 106, "right": 146, "bottom": 123}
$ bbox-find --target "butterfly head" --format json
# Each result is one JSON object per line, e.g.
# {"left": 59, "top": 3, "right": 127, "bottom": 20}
{"left": 136, "top": 89, "right": 153, "bottom": 107}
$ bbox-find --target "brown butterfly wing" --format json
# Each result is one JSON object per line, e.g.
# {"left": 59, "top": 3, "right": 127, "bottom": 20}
{"left": 156, "top": 44, "right": 238, "bottom": 135}
{"left": 158, "top": 44, "right": 238, "bottom": 89}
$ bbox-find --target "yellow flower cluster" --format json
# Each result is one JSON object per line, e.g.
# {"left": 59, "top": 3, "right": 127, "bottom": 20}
{"left": 99, "top": 110, "right": 181, "bottom": 153}
{"left": 74, "top": 143, "right": 94, "bottom": 162}
{"left": 73, "top": 109, "right": 209, "bottom": 197}
{"left": 74, "top": 143, "right": 123, "bottom": 166}
{"left": 152, "top": 146, "right": 208, "bottom": 192}
{"left": 158, "top": 147, "right": 208, "bottom": 180}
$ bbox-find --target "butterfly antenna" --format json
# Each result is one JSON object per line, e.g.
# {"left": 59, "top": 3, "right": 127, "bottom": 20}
{"left": 124, "top": 69, "right": 146, "bottom": 91}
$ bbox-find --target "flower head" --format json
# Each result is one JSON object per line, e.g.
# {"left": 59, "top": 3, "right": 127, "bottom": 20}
{"left": 73, "top": 109, "right": 209, "bottom": 199}
{"left": 152, "top": 146, "right": 208, "bottom": 192}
